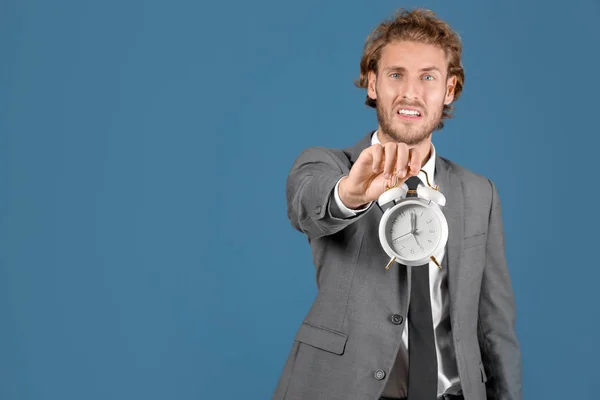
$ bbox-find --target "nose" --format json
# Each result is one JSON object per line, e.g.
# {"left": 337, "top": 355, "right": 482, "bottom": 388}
{"left": 401, "top": 77, "right": 420, "bottom": 100}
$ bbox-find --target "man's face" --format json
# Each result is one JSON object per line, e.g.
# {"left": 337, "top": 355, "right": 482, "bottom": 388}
{"left": 368, "top": 40, "right": 457, "bottom": 145}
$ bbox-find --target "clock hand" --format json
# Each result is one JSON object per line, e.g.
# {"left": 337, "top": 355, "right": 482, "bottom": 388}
{"left": 411, "top": 211, "right": 421, "bottom": 237}
{"left": 413, "top": 232, "right": 422, "bottom": 248}
{"left": 414, "top": 210, "right": 420, "bottom": 231}
{"left": 392, "top": 230, "right": 413, "bottom": 243}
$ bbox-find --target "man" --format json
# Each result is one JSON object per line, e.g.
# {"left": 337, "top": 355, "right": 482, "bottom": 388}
{"left": 273, "top": 8, "right": 521, "bottom": 400}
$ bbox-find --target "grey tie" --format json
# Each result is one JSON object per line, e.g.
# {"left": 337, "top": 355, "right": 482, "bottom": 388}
{"left": 405, "top": 176, "right": 438, "bottom": 400}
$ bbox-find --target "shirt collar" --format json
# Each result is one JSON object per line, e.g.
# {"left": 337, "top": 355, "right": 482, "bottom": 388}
{"left": 371, "top": 130, "right": 436, "bottom": 187}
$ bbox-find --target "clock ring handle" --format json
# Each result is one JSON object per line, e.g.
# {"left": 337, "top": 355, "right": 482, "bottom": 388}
{"left": 420, "top": 169, "right": 439, "bottom": 191}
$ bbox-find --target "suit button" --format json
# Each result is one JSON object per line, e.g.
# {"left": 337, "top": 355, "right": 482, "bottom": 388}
{"left": 315, "top": 205, "right": 322, "bottom": 215}
{"left": 374, "top": 369, "right": 386, "bottom": 380}
{"left": 391, "top": 314, "right": 403, "bottom": 325}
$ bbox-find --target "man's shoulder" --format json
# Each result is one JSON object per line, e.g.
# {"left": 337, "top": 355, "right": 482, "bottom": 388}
{"left": 439, "top": 155, "right": 497, "bottom": 202}
{"left": 295, "top": 145, "right": 351, "bottom": 160}
{"left": 296, "top": 146, "right": 350, "bottom": 165}
{"left": 440, "top": 156, "right": 490, "bottom": 183}
{"left": 290, "top": 142, "right": 358, "bottom": 172}
{"left": 290, "top": 131, "right": 372, "bottom": 165}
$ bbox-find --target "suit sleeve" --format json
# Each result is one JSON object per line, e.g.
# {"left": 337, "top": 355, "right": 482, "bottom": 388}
{"left": 477, "top": 179, "right": 522, "bottom": 400}
{"left": 286, "top": 146, "right": 374, "bottom": 240}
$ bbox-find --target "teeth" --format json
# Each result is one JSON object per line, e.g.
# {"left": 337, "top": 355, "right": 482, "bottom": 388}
{"left": 398, "top": 109, "right": 420, "bottom": 116}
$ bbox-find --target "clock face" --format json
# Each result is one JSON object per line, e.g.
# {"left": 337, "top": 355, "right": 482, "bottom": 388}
{"left": 384, "top": 202, "right": 442, "bottom": 262}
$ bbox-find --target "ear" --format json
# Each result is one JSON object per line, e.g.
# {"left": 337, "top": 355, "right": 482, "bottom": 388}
{"left": 444, "top": 75, "right": 457, "bottom": 105}
{"left": 367, "top": 70, "right": 377, "bottom": 101}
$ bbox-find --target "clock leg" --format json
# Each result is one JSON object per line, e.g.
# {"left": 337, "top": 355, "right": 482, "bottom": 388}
{"left": 385, "top": 257, "right": 396, "bottom": 271}
{"left": 430, "top": 255, "right": 442, "bottom": 270}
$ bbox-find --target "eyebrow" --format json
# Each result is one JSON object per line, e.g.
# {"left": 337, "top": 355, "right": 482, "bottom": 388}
{"left": 383, "top": 66, "right": 442, "bottom": 74}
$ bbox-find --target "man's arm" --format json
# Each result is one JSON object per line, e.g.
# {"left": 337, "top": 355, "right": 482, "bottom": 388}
{"left": 477, "top": 179, "right": 522, "bottom": 400}
{"left": 286, "top": 147, "right": 373, "bottom": 240}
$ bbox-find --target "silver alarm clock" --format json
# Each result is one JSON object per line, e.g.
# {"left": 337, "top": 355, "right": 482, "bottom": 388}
{"left": 378, "top": 172, "right": 448, "bottom": 270}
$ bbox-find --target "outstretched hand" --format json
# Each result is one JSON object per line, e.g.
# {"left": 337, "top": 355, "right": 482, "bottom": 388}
{"left": 338, "top": 142, "right": 422, "bottom": 209}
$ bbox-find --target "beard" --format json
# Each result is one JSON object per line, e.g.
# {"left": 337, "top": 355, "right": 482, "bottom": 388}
{"left": 376, "top": 97, "right": 444, "bottom": 145}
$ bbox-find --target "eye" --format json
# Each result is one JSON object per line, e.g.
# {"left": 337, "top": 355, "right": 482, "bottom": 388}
{"left": 423, "top": 75, "right": 435, "bottom": 81}
{"left": 390, "top": 73, "right": 401, "bottom": 79}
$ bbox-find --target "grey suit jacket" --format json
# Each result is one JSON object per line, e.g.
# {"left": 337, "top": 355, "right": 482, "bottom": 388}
{"left": 273, "top": 132, "right": 522, "bottom": 400}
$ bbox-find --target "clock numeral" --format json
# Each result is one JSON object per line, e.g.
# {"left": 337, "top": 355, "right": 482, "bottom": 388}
{"left": 426, "top": 218, "right": 433, "bottom": 224}
{"left": 429, "top": 229, "right": 435, "bottom": 234}
{"left": 420, "top": 246, "right": 424, "bottom": 252}
{"left": 427, "top": 239, "right": 433, "bottom": 244}
{"left": 420, "top": 211, "right": 424, "bottom": 217}
{"left": 410, "top": 249, "right": 415, "bottom": 255}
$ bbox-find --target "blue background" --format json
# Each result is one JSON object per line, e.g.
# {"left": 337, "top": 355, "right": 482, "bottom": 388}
{"left": 2, "top": 0, "right": 599, "bottom": 399}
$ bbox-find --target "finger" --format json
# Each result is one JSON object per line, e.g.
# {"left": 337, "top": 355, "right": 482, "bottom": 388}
{"left": 408, "top": 148, "right": 422, "bottom": 176}
{"left": 371, "top": 144, "right": 384, "bottom": 173}
{"left": 356, "top": 146, "right": 375, "bottom": 169}
{"left": 394, "top": 143, "right": 410, "bottom": 179}
{"left": 383, "top": 143, "right": 397, "bottom": 179}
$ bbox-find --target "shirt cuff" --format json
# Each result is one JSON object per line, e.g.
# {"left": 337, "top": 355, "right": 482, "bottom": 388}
{"left": 329, "top": 177, "right": 372, "bottom": 218}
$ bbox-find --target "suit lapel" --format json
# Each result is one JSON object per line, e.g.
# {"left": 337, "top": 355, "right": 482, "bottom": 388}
{"left": 435, "top": 156, "right": 464, "bottom": 335}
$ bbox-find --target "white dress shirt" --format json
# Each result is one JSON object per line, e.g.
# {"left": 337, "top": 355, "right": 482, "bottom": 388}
{"left": 329, "top": 131, "right": 461, "bottom": 398}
